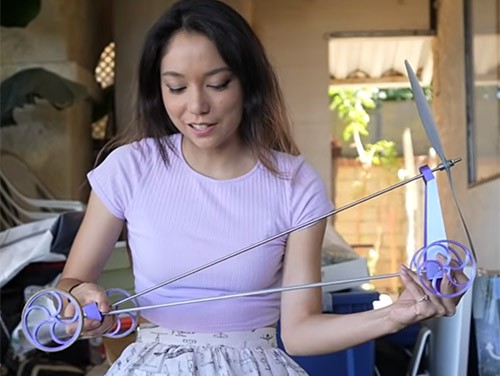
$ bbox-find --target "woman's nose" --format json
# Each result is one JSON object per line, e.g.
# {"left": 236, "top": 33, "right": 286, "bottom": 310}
{"left": 188, "top": 88, "right": 210, "bottom": 115}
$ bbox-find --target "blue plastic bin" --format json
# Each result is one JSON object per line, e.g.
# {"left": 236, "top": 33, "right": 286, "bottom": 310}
{"left": 277, "top": 289, "right": 380, "bottom": 376}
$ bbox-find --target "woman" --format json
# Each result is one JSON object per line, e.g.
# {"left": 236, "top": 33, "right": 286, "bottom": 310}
{"left": 57, "top": 0, "right": 467, "bottom": 374}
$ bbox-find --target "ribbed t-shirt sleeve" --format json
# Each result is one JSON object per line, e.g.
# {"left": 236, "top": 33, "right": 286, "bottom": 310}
{"left": 290, "top": 158, "right": 334, "bottom": 227}
{"left": 87, "top": 144, "right": 145, "bottom": 220}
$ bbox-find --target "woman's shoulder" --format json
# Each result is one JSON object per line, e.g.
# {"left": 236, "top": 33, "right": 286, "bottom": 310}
{"left": 110, "top": 137, "right": 157, "bottom": 157}
{"left": 269, "top": 150, "right": 332, "bottom": 224}
{"left": 105, "top": 134, "right": 179, "bottom": 165}
{"left": 269, "top": 150, "right": 313, "bottom": 179}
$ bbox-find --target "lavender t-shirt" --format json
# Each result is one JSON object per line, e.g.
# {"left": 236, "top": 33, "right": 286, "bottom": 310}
{"left": 88, "top": 133, "right": 333, "bottom": 332}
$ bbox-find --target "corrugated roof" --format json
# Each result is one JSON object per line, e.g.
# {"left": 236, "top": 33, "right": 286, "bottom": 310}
{"left": 328, "top": 35, "right": 434, "bottom": 88}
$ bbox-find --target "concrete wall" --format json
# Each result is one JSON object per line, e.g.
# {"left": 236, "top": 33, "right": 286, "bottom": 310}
{"left": 434, "top": 0, "right": 500, "bottom": 270}
{"left": 0, "top": 0, "right": 111, "bottom": 200}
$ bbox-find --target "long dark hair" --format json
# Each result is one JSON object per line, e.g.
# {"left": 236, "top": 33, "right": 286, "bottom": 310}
{"left": 98, "top": 0, "right": 299, "bottom": 173}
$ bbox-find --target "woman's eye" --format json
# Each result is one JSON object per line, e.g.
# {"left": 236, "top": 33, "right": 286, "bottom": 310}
{"left": 208, "top": 79, "right": 231, "bottom": 91}
{"left": 167, "top": 86, "right": 186, "bottom": 94}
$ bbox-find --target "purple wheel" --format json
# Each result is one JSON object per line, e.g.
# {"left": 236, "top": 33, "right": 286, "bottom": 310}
{"left": 410, "top": 239, "right": 476, "bottom": 298}
{"left": 21, "top": 289, "right": 83, "bottom": 352}
{"left": 104, "top": 288, "right": 139, "bottom": 339}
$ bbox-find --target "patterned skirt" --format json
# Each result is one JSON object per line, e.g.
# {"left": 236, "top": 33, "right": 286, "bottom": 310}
{"left": 105, "top": 324, "right": 308, "bottom": 375}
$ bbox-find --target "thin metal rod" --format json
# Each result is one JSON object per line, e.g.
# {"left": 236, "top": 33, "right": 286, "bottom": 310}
{"left": 114, "top": 158, "right": 461, "bottom": 306}
{"left": 107, "top": 272, "right": 401, "bottom": 316}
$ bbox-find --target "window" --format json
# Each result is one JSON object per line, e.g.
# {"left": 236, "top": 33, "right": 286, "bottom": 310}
{"left": 92, "top": 42, "right": 115, "bottom": 140}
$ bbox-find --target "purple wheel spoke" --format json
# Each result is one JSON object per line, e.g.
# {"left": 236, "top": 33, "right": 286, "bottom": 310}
{"left": 106, "top": 318, "right": 122, "bottom": 336}
{"left": 25, "top": 304, "right": 52, "bottom": 319}
{"left": 49, "top": 322, "right": 69, "bottom": 345}
{"left": 430, "top": 276, "right": 441, "bottom": 295}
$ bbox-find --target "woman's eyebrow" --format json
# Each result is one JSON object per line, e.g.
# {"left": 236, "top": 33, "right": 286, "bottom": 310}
{"left": 161, "top": 67, "right": 231, "bottom": 77}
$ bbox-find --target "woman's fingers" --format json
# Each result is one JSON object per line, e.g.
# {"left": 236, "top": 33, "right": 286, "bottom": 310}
{"left": 392, "top": 259, "right": 470, "bottom": 327}
{"left": 433, "top": 254, "right": 470, "bottom": 313}
{"left": 65, "top": 282, "right": 119, "bottom": 337}
{"left": 438, "top": 273, "right": 459, "bottom": 316}
{"left": 403, "top": 259, "right": 471, "bottom": 317}
{"left": 400, "top": 265, "right": 447, "bottom": 317}
{"left": 63, "top": 300, "right": 80, "bottom": 335}
{"left": 82, "top": 315, "right": 116, "bottom": 337}
{"left": 452, "top": 267, "right": 469, "bottom": 285}
{"left": 400, "top": 265, "right": 437, "bottom": 304}
{"left": 81, "top": 303, "right": 115, "bottom": 336}
{"left": 400, "top": 265, "right": 425, "bottom": 299}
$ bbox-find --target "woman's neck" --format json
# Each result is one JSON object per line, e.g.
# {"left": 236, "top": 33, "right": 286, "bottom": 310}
{"left": 181, "top": 137, "right": 257, "bottom": 180}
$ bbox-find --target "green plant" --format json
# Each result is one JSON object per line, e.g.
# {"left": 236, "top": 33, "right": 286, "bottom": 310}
{"left": 328, "top": 87, "right": 398, "bottom": 167}
{"left": 374, "top": 87, "right": 432, "bottom": 102}
{"left": 0, "top": 68, "right": 88, "bottom": 127}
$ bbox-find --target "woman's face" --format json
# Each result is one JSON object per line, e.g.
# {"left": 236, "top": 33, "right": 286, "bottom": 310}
{"left": 160, "top": 31, "right": 244, "bottom": 153}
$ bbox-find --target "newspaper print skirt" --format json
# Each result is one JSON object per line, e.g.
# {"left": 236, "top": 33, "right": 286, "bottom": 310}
{"left": 105, "top": 324, "right": 308, "bottom": 375}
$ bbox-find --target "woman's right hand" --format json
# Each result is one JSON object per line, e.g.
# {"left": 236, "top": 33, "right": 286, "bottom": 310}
{"left": 64, "top": 282, "right": 117, "bottom": 337}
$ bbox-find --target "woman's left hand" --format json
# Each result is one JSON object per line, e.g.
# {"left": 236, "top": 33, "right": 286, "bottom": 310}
{"left": 388, "top": 263, "right": 469, "bottom": 330}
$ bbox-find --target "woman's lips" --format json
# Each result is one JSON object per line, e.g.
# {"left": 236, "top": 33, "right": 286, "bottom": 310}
{"left": 188, "top": 123, "right": 216, "bottom": 135}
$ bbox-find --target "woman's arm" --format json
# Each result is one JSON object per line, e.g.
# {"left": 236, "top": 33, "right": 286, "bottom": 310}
{"left": 59, "top": 191, "right": 124, "bottom": 284}
{"left": 279, "top": 221, "right": 467, "bottom": 356}
{"left": 56, "top": 190, "right": 125, "bottom": 336}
